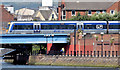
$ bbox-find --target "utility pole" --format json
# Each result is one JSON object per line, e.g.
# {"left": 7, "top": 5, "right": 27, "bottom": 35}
{"left": 107, "top": 21, "right": 109, "bottom": 34}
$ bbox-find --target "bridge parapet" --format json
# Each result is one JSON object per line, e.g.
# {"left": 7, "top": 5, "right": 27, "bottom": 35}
{"left": 0, "top": 34, "right": 69, "bottom": 44}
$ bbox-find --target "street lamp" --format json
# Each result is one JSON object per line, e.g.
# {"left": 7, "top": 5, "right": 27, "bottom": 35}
{"left": 51, "top": 34, "right": 54, "bottom": 43}
{"left": 101, "top": 32, "right": 104, "bottom": 57}
{"left": 82, "top": 33, "right": 86, "bottom": 57}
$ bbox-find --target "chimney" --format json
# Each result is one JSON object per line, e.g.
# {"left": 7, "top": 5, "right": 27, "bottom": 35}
{"left": 1, "top": 5, "right": 4, "bottom": 8}
{"left": 61, "top": 0, "right": 65, "bottom": 8}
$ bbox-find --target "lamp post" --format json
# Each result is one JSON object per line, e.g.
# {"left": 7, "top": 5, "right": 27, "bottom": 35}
{"left": 44, "top": 35, "right": 49, "bottom": 54}
{"left": 74, "top": 25, "right": 76, "bottom": 56}
{"left": 82, "top": 33, "right": 86, "bottom": 57}
{"left": 51, "top": 34, "right": 54, "bottom": 43}
{"left": 101, "top": 32, "right": 104, "bottom": 57}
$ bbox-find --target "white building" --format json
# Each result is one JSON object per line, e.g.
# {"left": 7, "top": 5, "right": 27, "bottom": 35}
{"left": 4, "top": 5, "right": 14, "bottom": 14}
{"left": 15, "top": 8, "right": 35, "bottom": 21}
{"left": 42, "top": 0, "right": 53, "bottom": 7}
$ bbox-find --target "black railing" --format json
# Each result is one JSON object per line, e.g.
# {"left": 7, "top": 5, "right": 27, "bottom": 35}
{"left": 31, "top": 50, "right": 120, "bottom": 57}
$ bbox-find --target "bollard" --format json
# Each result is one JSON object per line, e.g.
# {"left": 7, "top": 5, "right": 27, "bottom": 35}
{"left": 98, "top": 51, "right": 99, "bottom": 57}
{"left": 91, "top": 51, "right": 92, "bottom": 57}
{"left": 80, "top": 51, "right": 82, "bottom": 57}
{"left": 77, "top": 51, "right": 79, "bottom": 56}
{"left": 112, "top": 51, "right": 114, "bottom": 57}
{"left": 67, "top": 51, "right": 69, "bottom": 56}
{"left": 104, "top": 51, "right": 106, "bottom": 57}
{"left": 94, "top": 51, "right": 96, "bottom": 57}
{"left": 116, "top": 51, "right": 118, "bottom": 57}
{"left": 71, "top": 51, "right": 72, "bottom": 56}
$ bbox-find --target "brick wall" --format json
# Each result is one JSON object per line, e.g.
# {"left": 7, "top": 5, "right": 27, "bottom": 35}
{"left": 69, "top": 33, "right": 120, "bottom": 56}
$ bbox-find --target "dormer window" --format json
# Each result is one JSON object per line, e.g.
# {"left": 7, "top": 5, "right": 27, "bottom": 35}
{"left": 72, "top": 10, "right": 75, "bottom": 16}
{"left": 110, "top": 10, "right": 115, "bottom": 14}
{"left": 88, "top": 10, "right": 92, "bottom": 15}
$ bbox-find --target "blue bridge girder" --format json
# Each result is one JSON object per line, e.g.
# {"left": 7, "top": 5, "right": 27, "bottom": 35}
{"left": 0, "top": 34, "right": 69, "bottom": 44}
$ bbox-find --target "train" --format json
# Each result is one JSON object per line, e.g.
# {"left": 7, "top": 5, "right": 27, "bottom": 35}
{"left": 7, "top": 21, "right": 120, "bottom": 34}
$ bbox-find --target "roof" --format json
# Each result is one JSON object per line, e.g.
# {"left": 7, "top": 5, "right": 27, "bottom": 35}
{"left": 33, "top": 10, "right": 53, "bottom": 20}
{"left": 59, "top": 0, "right": 118, "bottom": 10}
{"left": 40, "top": 10, "right": 52, "bottom": 20}
{"left": 15, "top": 8, "right": 35, "bottom": 15}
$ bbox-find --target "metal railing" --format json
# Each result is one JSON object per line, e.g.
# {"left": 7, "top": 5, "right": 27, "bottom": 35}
{"left": 31, "top": 50, "right": 120, "bottom": 57}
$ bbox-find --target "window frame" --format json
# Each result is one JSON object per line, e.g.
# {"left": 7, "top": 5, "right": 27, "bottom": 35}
{"left": 72, "top": 10, "right": 76, "bottom": 16}
{"left": 96, "top": 11, "right": 100, "bottom": 14}
{"left": 88, "top": 10, "right": 92, "bottom": 15}
{"left": 62, "top": 10, "right": 66, "bottom": 20}
{"left": 110, "top": 10, "right": 115, "bottom": 14}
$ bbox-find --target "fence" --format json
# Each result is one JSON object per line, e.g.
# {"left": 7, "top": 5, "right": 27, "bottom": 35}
{"left": 31, "top": 50, "right": 120, "bottom": 57}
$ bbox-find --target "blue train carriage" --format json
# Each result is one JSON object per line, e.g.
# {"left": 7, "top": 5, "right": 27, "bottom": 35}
{"left": 81, "top": 21, "right": 107, "bottom": 34}
{"left": 108, "top": 21, "right": 120, "bottom": 34}
{"left": 8, "top": 21, "right": 80, "bottom": 34}
{"left": 8, "top": 21, "right": 34, "bottom": 34}
{"left": 39, "top": 21, "right": 79, "bottom": 34}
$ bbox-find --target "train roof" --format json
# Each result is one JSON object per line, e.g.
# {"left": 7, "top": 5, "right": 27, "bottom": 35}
{"left": 10, "top": 21, "right": 80, "bottom": 23}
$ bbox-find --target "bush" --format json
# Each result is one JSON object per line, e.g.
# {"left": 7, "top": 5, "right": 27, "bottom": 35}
{"left": 68, "top": 12, "right": 120, "bottom": 21}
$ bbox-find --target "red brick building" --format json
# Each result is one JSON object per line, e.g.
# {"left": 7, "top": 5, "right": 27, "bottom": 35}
{"left": 0, "top": 5, "right": 14, "bottom": 32}
{"left": 65, "top": 33, "right": 120, "bottom": 56}
{"left": 58, "top": 0, "right": 120, "bottom": 20}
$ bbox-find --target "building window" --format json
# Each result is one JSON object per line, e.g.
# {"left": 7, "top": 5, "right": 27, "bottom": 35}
{"left": 63, "top": 16, "right": 66, "bottom": 20}
{"left": 88, "top": 10, "right": 92, "bottom": 15}
{"left": 96, "top": 11, "right": 100, "bottom": 14}
{"left": 57, "top": 8, "right": 58, "bottom": 13}
{"left": 52, "top": 14, "right": 54, "bottom": 19}
{"left": 62, "top": 10, "right": 66, "bottom": 20}
{"left": 102, "top": 10, "right": 106, "bottom": 13}
{"left": 110, "top": 10, "right": 115, "bottom": 14}
{"left": 63, "top": 10, "right": 66, "bottom": 15}
{"left": 72, "top": 10, "right": 75, "bottom": 16}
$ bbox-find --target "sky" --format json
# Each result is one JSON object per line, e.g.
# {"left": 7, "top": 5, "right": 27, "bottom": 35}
{"left": 1, "top": 0, "right": 118, "bottom": 10}
{"left": 2, "top": 2, "right": 58, "bottom": 10}
{"left": 1, "top": 0, "right": 59, "bottom": 10}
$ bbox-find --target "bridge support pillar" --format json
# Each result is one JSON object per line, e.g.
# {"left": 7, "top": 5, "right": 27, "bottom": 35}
{"left": 47, "top": 43, "right": 53, "bottom": 54}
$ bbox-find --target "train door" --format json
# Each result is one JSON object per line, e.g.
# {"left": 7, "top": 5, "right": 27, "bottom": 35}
{"left": 34, "top": 23, "right": 40, "bottom": 33}
{"left": 77, "top": 22, "right": 83, "bottom": 29}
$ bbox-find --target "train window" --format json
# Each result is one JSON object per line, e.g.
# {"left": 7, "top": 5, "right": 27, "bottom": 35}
{"left": 67, "top": 25, "right": 75, "bottom": 29}
{"left": 13, "top": 25, "right": 33, "bottom": 30}
{"left": 41, "top": 25, "right": 75, "bottom": 29}
{"left": 13, "top": 25, "right": 17, "bottom": 30}
{"left": 60, "top": 25, "right": 66, "bottom": 29}
{"left": 84, "top": 25, "right": 107, "bottom": 29}
{"left": 103, "top": 25, "right": 107, "bottom": 29}
{"left": 84, "top": 25, "right": 96, "bottom": 29}
{"left": 52, "top": 25, "right": 59, "bottom": 29}
{"left": 109, "top": 25, "right": 120, "bottom": 29}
